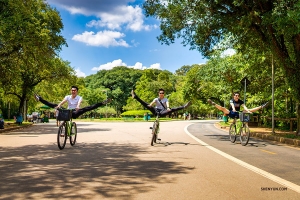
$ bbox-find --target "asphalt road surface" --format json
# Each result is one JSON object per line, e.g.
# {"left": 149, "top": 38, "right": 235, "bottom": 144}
{"left": 0, "top": 120, "right": 299, "bottom": 200}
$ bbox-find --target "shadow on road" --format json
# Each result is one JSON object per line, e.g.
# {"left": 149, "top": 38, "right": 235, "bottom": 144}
{"left": 0, "top": 142, "right": 194, "bottom": 199}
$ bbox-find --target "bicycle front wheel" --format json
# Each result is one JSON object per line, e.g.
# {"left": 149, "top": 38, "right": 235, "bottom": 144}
{"left": 240, "top": 123, "right": 250, "bottom": 146}
{"left": 151, "top": 121, "right": 158, "bottom": 146}
{"left": 70, "top": 122, "right": 77, "bottom": 146}
{"left": 57, "top": 122, "right": 67, "bottom": 150}
{"left": 229, "top": 124, "right": 236, "bottom": 143}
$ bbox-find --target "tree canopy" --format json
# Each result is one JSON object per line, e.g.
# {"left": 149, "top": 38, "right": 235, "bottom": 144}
{"left": 143, "top": 0, "right": 300, "bottom": 100}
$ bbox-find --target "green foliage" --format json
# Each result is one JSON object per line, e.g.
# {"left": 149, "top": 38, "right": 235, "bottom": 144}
{"left": 143, "top": 0, "right": 300, "bottom": 108}
{"left": 121, "top": 110, "right": 150, "bottom": 117}
{"left": 0, "top": 0, "right": 67, "bottom": 113}
{"left": 84, "top": 66, "right": 143, "bottom": 114}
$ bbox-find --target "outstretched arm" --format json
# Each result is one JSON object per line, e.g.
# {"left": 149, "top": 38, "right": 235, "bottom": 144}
{"left": 56, "top": 99, "right": 67, "bottom": 109}
{"left": 166, "top": 101, "right": 171, "bottom": 111}
{"left": 76, "top": 98, "right": 82, "bottom": 111}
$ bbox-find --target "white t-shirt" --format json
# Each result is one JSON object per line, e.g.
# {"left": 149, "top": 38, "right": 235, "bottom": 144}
{"left": 64, "top": 95, "right": 82, "bottom": 109}
{"left": 152, "top": 97, "right": 168, "bottom": 110}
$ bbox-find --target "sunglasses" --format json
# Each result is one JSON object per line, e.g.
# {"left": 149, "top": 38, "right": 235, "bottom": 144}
{"left": 159, "top": 92, "right": 164, "bottom": 94}
{"left": 71, "top": 89, "right": 77, "bottom": 92}
{"left": 234, "top": 95, "right": 239, "bottom": 97}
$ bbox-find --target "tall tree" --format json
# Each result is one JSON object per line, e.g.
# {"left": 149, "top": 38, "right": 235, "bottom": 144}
{"left": 0, "top": 0, "right": 67, "bottom": 115}
{"left": 143, "top": 0, "right": 300, "bottom": 133}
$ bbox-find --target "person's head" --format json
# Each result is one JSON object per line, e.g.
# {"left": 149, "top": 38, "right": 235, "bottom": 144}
{"left": 71, "top": 86, "right": 79, "bottom": 96}
{"left": 233, "top": 92, "right": 240, "bottom": 100}
{"left": 158, "top": 88, "right": 165, "bottom": 98}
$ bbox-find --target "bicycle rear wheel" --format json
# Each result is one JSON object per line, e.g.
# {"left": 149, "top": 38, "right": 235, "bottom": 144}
{"left": 240, "top": 123, "right": 250, "bottom": 146}
{"left": 229, "top": 124, "right": 236, "bottom": 143}
{"left": 151, "top": 121, "right": 158, "bottom": 146}
{"left": 70, "top": 122, "right": 77, "bottom": 146}
{"left": 57, "top": 122, "right": 67, "bottom": 150}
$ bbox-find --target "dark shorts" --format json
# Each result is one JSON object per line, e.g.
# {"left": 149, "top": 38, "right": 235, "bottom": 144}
{"left": 228, "top": 110, "right": 239, "bottom": 119}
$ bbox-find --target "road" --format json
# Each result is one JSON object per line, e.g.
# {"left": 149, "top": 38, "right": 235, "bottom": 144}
{"left": 0, "top": 120, "right": 299, "bottom": 200}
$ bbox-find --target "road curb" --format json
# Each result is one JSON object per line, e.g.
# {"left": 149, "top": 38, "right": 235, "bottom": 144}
{"left": 0, "top": 124, "right": 33, "bottom": 133}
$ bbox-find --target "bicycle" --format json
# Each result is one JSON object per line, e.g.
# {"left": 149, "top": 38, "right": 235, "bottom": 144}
{"left": 229, "top": 112, "right": 251, "bottom": 146}
{"left": 150, "top": 112, "right": 161, "bottom": 146}
{"left": 57, "top": 108, "right": 77, "bottom": 150}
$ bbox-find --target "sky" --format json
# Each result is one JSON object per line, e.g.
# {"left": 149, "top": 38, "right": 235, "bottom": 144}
{"left": 46, "top": 0, "right": 207, "bottom": 77}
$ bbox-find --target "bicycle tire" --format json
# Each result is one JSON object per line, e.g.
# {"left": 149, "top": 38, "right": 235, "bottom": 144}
{"left": 240, "top": 123, "right": 250, "bottom": 146}
{"left": 57, "top": 122, "right": 67, "bottom": 150}
{"left": 151, "top": 121, "right": 158, "bottom": 146}
{"left": 70, "top": 122, "right": 77, "bottom": 146}
{"left": 229, "top": 123, "right": 236, "bottom": 143}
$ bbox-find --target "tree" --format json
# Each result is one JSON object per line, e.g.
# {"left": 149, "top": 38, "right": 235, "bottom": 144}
{"left": 84, "top": 66, "right": 143, "bottom": 114}
{"left": 143, "top": 0, "right": 300, "bottom": 134}
{"left": 0, "top": 0, "right": 67, "bottom": 116}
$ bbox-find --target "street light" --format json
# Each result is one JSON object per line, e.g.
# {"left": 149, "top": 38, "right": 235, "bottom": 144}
{"left": 102, "top": 90, "right": 107, "bottom": 119}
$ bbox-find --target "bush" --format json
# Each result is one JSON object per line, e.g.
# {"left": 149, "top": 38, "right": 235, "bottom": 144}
{"left": 121, "top": 110, "right": 151, "bottom": 118}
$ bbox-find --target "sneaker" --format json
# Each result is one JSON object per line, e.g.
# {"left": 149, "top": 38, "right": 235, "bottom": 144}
{"left": 261, "top": 102, "right": 269, "bottom": 109}
{"left": 184, "top": 101, "right": 192, "bottom": 109}
{"left": 207, "top": 99, "right": 216, "bottom": 105}
{"left": 34, "top": 94, "right": 40, "bottom": 102}
{"left": 102, "top": 98, "right": 112, "bottom": 104}
{"left": 131, "top": 90, "right": 136, "bottom": 99}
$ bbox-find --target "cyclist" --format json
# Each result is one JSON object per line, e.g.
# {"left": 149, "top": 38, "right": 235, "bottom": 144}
{"left": 131, "top": 88, "right": 191, "bottom": 117}
{"left": 34, "top": 86, "right": 111, "bottom": 118}
{"left": 207, "top": 92, "right": 269, "bottom": 118}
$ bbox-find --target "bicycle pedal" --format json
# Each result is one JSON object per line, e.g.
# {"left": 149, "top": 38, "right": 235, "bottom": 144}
{"left": 149, "top": 127, "right": 153, "bottom": 129}
{"left": 157, "top": 138, "right": 161, "bottom": 141}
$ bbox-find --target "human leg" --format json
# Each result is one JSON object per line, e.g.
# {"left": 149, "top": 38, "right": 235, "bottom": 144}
{"left": 72, "top": 99, "right": 112, "bottom": 118}
{"left": 207, "top": 99, "right": 230, "bottom": 115}
{"left": 131, "top": 90, "right": 157, "bottom": 115}
{"left": 34, "top": 94, "right": 58, "bottom": 108}
{"left": 248, "top": 102, "right": 269, "bottom": 113}
{"left": 159, "top": 101, "right": 192, "bottom": 117}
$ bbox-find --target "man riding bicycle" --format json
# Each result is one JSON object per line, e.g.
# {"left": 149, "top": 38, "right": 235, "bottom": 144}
{"left": 207, "top": 92, "right": 269, "bottom": 118}
{"left": 131, "top": 88, "right": 191, "bottom": 117}
{"left": 34, "top": 86, "right": 111, "bottom": 118}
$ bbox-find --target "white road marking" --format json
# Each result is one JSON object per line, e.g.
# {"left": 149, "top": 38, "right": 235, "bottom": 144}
{"left": 184, "top": 123, "right": 300, "bottom": 194}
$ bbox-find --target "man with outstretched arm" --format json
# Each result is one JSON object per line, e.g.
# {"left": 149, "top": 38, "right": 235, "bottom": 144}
{"left": 34, "top": 86, "right": 111, "bottom": 119}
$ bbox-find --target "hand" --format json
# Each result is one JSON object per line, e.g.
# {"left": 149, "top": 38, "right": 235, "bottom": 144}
{"left": 75, "top": 107, "right": 80, "bottom": 111}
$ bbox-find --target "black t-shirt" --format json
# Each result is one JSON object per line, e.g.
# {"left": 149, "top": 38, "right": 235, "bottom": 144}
{"left": 229, "top": 99, "right": 244, "bottom": 111}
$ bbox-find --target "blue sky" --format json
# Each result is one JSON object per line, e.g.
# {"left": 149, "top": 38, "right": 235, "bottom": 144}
{"left": 46, "top": 0, "right": 207, "bottom": 77}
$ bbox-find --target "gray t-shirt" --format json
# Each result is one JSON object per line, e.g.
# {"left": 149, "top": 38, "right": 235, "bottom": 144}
{"left": 152, "top": 98, "right": 168, "bottom": 110}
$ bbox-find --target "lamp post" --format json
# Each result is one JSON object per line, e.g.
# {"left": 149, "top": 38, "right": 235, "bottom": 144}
{"left": 102, "top": 90, "right": 107, "bottom": 119}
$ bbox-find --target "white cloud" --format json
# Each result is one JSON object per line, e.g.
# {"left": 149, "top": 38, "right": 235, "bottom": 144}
{"left": 149, "top": 63, "right": 161, "bottom": 70}
{"left": 128, "top": 62, "right": 147, "bottom": 70}
{"left": 91, "top": 59, "right": 161, "bottom": 71}
{"left": 75, "top": 68, "right": 86, "bottom": 77}
{"left": 47, "top": 1, "right": 157, "bottom": 32}
{"left": 92, "top": 59, "right": 127, "bottom": 71}
{"left": 72, "top": 31, "right": 129, "bottom": 47}
{"left": 86, "top": 5, "right": 157, "bottom": 32}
